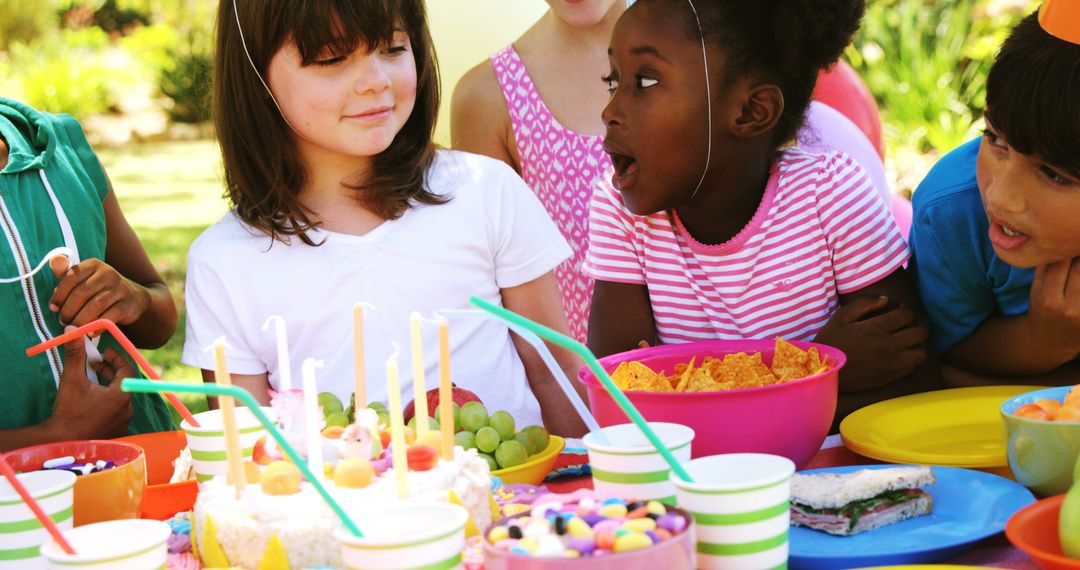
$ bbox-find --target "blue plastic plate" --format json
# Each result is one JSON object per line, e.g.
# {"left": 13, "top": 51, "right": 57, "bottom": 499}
{"left": 788, "top": 464, "right": 1035, "bottom": 569}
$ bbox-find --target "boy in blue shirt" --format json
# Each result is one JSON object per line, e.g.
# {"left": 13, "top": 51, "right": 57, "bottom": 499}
{"left": 909, "top": 7, "right": 1080, "bottom": 385}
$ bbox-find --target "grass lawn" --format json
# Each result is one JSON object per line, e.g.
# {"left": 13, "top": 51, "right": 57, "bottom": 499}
{"left": 97, "top": 139, "right": 229, "bottom": 418}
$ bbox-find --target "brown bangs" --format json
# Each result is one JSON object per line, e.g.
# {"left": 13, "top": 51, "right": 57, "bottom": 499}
{"left": 213, "top": 0, "right": 442, "bottom": 247}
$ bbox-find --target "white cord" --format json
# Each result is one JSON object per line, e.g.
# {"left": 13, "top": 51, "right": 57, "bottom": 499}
{"left": 231, "top": 0, "right": 301, "bottom": 135}
{"left": 0, "top": 247, "right": 74, "bottom": 284}
{"left": 685, "top": 0, "right": 712, "bottom": 201}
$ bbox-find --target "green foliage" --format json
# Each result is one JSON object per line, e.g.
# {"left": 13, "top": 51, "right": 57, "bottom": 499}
{"left": 846, "top": 0, "right": 1036, "bottom": 155}
{"left": 160, "top": 48, "right": 212, "bottom": 123}
{"left": 8, "top": 28, "right": 124, "bottom": 119}
{"left": 118, "top": 23, "right": 182, "bottom": 82}
{"left": 0, "top": 0, "right": 61, "bottom": 51}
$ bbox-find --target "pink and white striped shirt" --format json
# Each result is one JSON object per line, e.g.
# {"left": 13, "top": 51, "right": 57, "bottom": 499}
{"left": 584, "top": 149, "right": 909, "bottom": 344}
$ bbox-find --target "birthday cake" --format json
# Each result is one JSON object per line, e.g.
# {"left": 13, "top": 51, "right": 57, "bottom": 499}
{"left": 192, "top": 445, "right": 494, "bottom": 569}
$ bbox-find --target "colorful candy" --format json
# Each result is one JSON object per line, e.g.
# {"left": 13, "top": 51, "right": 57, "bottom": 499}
{"left": 484, "top": 496, "right": 690, "bottom": 559}
{"left": 41, "top": 457, "right": 113, "bottom": 476}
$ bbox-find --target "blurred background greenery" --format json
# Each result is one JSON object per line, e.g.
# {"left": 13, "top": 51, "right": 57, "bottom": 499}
{"left": 0, "top": 0, "right": 1038, "bottom": 412}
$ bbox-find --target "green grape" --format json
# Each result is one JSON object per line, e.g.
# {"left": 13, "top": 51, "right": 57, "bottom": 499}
{"left": 435, "top": 402, "right": 460, "bottom": 432}
{"left": 488, "top": 410, "right": 515, "bottom": 441}
{"left": 454, "top": 430, "right": 477, "bottom": 451}
{"left": 522, "top": 425, "right": 550, "bottom": 452}
{"left": 459, "top": 401, "right": 489, "bottom": 432}
{"left": 478, "top": 452, "right": 499, "bottom": 472}
{"left": 513, "top": 431, "right": 538, "bottom": 456}
{"left": 494, "top": 440, "right": 528, "bottom": 469}
{"left": 324, "top": 411, "right": 350, "bottom": 428}
{"left": 318, "top": 392, "right": 344, "bottom": 417}
{"left": 407, "top": 416, "right": 440, "bottom": 431}
{"left": 475, "top": 426, "right": 500, "bottom": 453}
{"left": 366, "top": 401, "right": 387, "bottom": 412}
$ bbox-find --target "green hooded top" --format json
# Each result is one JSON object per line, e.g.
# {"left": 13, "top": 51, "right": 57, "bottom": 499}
{"left": 0, "top": 97, "right": 172, "bottom": 434}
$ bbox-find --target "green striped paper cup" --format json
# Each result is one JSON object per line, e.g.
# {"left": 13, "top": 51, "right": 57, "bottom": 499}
{"left": 672, "top": 454, "right": 795, "bottom": 570}
{"left": 39, "top": 518, "right": 170, "bottom": 569}
{"left": 181, "top": 407, "right": 267, "bottom": 483}
{"left": 583, "top": 423, "right": 695, "bottom": 505}
{"left": 0, "top": 470, "right": 76, "bottom": 569}
{"left": 335, "top": 502, "right": 469, "bottom": 570}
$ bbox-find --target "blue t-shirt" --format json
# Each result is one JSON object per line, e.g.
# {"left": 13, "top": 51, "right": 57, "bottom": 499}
{"left": 908, "top": 138, "right": 1034, "bottom": 354}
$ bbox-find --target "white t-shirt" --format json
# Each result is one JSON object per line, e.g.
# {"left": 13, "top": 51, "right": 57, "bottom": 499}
{"left": 182, "top": 150, "right": 572, "bottom": 426}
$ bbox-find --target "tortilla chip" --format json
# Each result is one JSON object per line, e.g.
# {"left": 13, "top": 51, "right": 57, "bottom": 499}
{"left": 682, "top": 367, "right": 721, "bottom": 392}
{"left": 772, "top": 337, "right": 810, "bottom": 374}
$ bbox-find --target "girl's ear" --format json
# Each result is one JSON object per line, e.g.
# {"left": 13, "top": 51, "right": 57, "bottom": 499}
{"left": 731, "top": 84, "right": 784, "bottom": 139}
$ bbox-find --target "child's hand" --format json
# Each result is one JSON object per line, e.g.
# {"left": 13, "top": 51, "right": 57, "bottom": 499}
{"left": 814, "top": 296, "right": 929, "bottom": 392}
{"left": 49, "top": 257, "right": 151, "bottom": 332}
{"left": 46, "top": 332, "right": 134, "bottom": 441}
{"left": 1028, "top": 258, "right": 1080, "bottom": 356}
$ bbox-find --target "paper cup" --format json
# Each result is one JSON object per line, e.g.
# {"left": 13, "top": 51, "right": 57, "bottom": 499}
{"left": 181, "top": 407, "right": 267, "bottom": 482}
{"left": 0, "top": 470, "right": 76, "bottom": 569}
{"left": 39, "top": 519, "right": 169, "bottom": 569}
{"left": 335, "top": 502, "right": 469, "bottom": 570}
{"left": 672, "top": 454, "right": 795, "bottom": 570}
{"left": 583, "top": 422, "right": 695, "bottom": 504}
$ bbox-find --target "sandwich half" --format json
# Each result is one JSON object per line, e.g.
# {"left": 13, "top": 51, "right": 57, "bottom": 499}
{"left": 790, "top": 466, "right": 935, "bottom": 536}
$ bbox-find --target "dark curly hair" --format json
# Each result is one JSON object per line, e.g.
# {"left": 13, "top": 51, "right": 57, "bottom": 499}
{"left": 660, "top": 0, "right": 865, "bottom": 148}
{"left": 214, "top": 0, "right": 444, "bottom": 246}
{"left": 986, "top": 10, "right": 1080, "bottom": 180}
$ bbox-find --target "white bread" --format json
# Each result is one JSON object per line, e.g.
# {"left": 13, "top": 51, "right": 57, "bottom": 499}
{"left": 792, "top": 493, "right": 933, "bottom": 536}
{"left": 791, "top": 466, "right": 935, "bottom": 510}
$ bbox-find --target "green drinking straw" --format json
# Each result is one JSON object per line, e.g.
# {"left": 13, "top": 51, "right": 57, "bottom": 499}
{"left": 468, "top": 296, "right": 694, "bottom": 483}
{"left": 120, "top": 378, "right": 363, "bottom": 537}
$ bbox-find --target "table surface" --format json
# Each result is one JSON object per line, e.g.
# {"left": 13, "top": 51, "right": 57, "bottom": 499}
{"left": 544, "top": 435, "right": 1039, "bottom": 569}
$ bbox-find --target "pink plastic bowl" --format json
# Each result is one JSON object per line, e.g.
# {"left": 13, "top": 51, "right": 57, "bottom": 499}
{"left": 578, "top": 339, "right": 844, "bottom": 468}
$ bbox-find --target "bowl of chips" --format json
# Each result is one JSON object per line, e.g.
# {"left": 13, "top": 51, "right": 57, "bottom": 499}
{"left": 578, "top": 338, "right": 844, "bottom": 467}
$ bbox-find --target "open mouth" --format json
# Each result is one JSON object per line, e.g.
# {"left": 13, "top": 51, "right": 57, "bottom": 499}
{"left": 988, "top": 217, "right": 1030, "bottom": 251}
{"left": 607, "top": 151, "right": 639, "bottom": 191}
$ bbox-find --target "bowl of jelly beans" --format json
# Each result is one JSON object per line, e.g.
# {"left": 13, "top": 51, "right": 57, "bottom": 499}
{"left": 482, "top": 491, "right": 695, "bottom": 569}
{"left": 2, "top": 440, "right": 146, "bottom": 526}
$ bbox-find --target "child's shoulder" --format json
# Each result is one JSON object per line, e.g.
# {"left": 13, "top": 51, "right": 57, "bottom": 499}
{"left": 911, "top": 138, "right": 982, "bottom": 213}
{"left": 188, "top": 211, "right": 271, "bottom": 263}
{"left": 427, "top": 148, "right": 525, "bottom": 198}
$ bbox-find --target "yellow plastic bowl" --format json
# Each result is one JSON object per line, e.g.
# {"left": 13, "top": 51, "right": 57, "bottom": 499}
{"left": 491, "top": 435, "right": 565, "bottom": 485}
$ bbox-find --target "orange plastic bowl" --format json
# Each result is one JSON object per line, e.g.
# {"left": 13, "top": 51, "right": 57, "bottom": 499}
{"left": 1006, "top": 494, "right": 1080, "bottom": 569}
{"left": 2, "top": 440, "right": 145, "bottom": 526}
{"left": 579, "top": 339, "right": 844, "bottom": 468}
{"left": 115, "top": 431, "right": 198, "bottom": 520}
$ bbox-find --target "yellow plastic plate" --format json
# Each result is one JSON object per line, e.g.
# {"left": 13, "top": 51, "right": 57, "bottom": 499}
{"left": 491, "top": 435, "right": 565, "bottom": 485}
{"left": 840, "top": 386, "right": 1044, "bottom": 467}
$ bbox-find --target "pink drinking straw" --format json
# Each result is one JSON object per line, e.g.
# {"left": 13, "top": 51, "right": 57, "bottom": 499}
{"left": 25, "top": 319, "right": 200, "bottom": 427}
{"left": 0, "top": 459, "right": 76, "bottom": 555}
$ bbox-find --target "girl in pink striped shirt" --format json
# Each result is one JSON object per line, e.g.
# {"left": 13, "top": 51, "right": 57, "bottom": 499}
{"left": 585, "top": 0, "right": 937, "bottom": 419}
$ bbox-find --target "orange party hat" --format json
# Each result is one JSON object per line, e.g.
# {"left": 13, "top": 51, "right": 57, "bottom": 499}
{"left": 1039, "top": 0, "right": 1080, "bottom": 45}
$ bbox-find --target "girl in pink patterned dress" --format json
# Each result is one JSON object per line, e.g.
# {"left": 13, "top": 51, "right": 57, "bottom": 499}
{"left": 451, "top": 0, "right": 625, "bottom": 343}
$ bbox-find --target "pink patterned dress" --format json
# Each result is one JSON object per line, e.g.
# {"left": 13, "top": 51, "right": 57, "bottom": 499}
{"left": 490, "top": 45, "right": 611, "bottom": 342}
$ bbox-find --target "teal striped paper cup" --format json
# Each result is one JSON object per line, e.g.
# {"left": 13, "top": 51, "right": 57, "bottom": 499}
{"left": 335, "top": 502, "right": 469, "bottom": 570}
{"left": 583, "top": 423, "right": 695, "bottom": 505}
{"left": 672, "top": 454, "right": 795, "bottom": 570}
{"left": 39, "top": 519, "right": 169, "bottom": 569}
{"left": 181, "top": 407, "right": 267, "bottom": 483}
{"left": 0, "top": 470, "right": 76, "bottom": 569}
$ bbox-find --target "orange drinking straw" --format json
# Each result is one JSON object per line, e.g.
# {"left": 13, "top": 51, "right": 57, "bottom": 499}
{"left": 1040, "top": 0, "right": 1080, "bottom": 45}
{"left": 25, "top": 319, "right": 200, "bottom": 427}
{"left": 0, "top": 460, "right": 76, "bottom": 555}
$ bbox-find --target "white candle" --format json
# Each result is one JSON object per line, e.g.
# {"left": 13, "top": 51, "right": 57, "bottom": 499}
{"left": 409, "top": 312, "right": 429, "bottom": 439}
{"left": 386, "top": 344, "right": 409, "bottom": 498}
{"left": 301, "top": 358, "right": 325, "bottom": 481}
{"left": 262, "top": 315, "right": 293, "bottom": 392}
